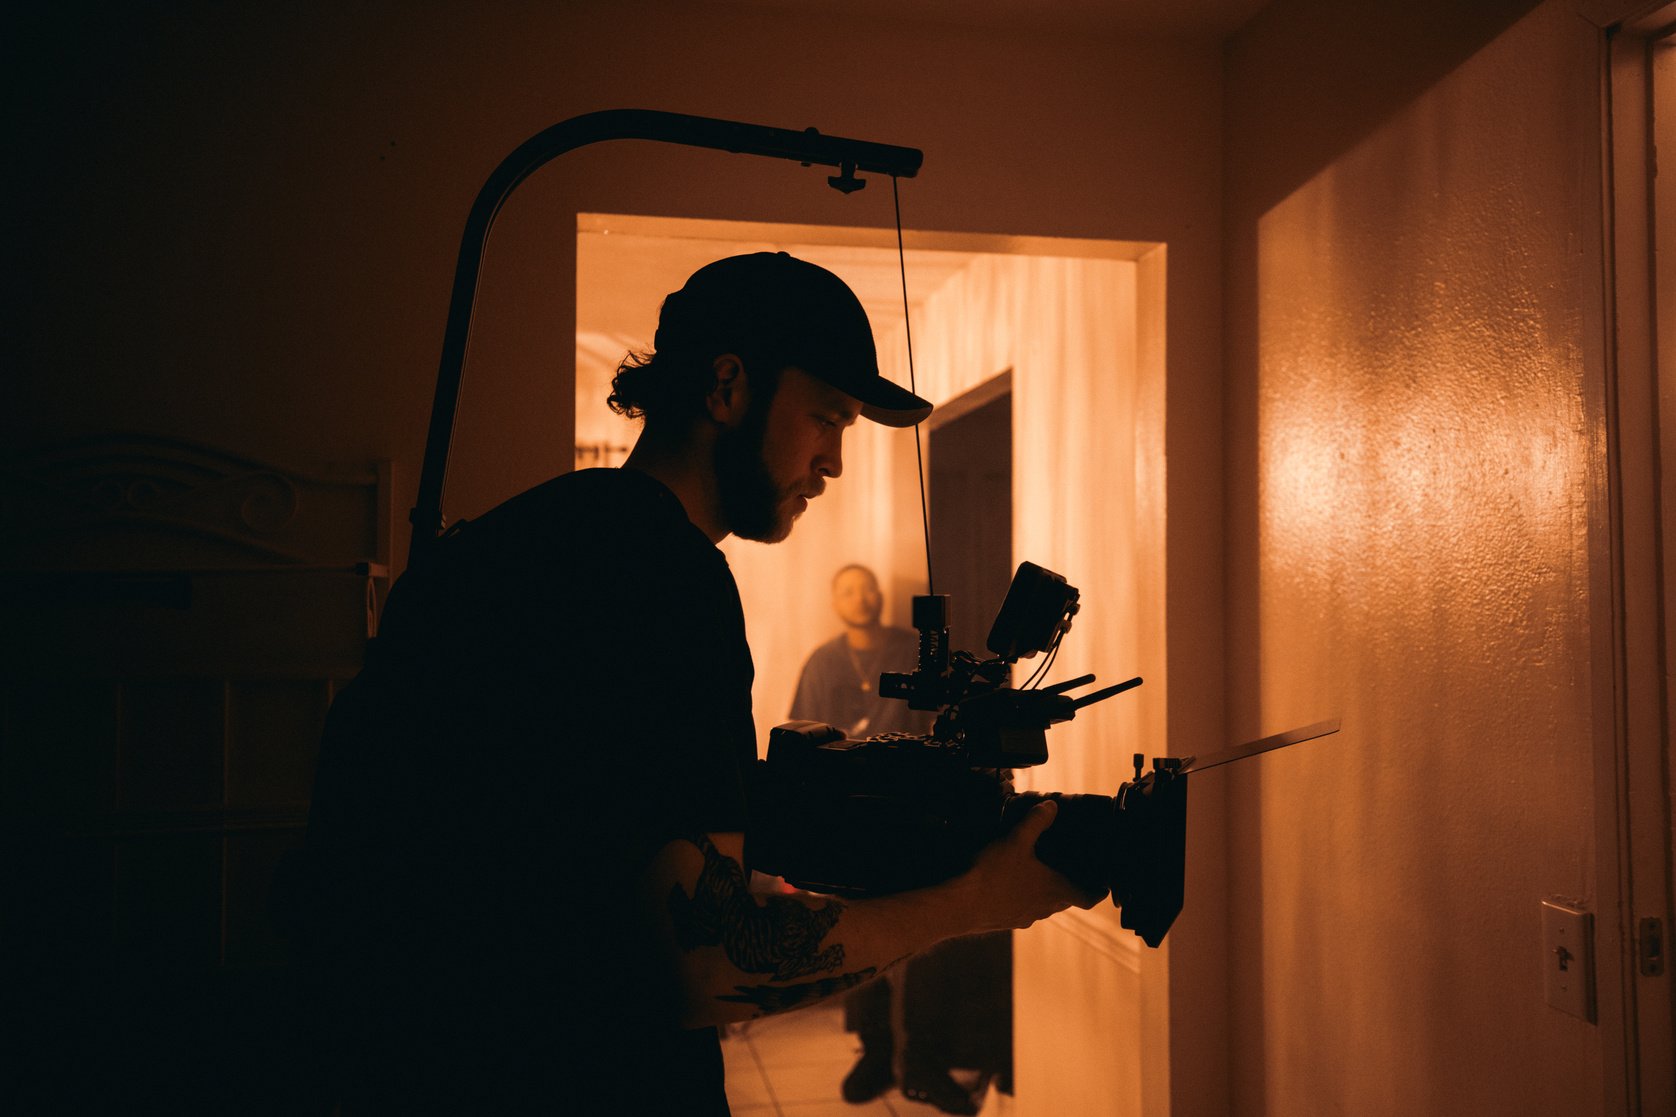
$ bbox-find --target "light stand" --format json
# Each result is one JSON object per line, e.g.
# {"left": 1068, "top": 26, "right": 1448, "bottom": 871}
{"left": 408, "top": 108, "right": 924, "bottom": 559}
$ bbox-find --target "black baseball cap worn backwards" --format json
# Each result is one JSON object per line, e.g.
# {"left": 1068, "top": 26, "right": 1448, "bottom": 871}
{"left": 653, "top": 251, "right": 933, "bottom": 428}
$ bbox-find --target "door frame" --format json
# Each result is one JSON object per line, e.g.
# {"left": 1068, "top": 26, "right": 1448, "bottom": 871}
{"left": 1601, "top": 5, "right": 1676, "bottom": 1112}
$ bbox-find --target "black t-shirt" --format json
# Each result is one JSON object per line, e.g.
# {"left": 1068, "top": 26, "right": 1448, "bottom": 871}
{"left": 296, "top": 468, "right": 755, "bottom": 1114}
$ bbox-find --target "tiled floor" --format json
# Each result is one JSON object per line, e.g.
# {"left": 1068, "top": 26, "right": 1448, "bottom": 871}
{"left": 720, "top": 1000, "right": 999, "bottom": 1116}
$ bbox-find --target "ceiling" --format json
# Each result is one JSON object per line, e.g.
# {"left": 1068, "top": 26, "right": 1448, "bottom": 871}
{"left": 576, "top": 0, "right": 1267, "bottom": 410}
{"left": 574, "top": 0, "right": 1273, "bottom": 388}
{"left": 706, "top": 0, "right": 1273, "bottom": 38}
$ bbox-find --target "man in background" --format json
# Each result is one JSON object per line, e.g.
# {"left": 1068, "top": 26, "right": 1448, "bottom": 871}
{"left": 789, "top": 564, "right": 928, "bottom": 739}
{"left": 790, "top": 564, "right": 1011, "bottom": 1115}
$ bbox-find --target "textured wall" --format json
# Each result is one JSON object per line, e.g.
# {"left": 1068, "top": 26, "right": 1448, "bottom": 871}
{"left": 1223, "top": 1, "right": 1608, "bottom": 1113}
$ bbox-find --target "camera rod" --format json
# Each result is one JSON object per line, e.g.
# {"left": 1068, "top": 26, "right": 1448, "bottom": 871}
{"left": 1070, "top": 675, "right": 1145, "bottom": 710}
{"left": 408, "top": 109, "right": 924, "bottom": 559}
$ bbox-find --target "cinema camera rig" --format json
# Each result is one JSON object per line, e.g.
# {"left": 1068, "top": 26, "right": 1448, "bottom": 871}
{"left": 746, "top": 562, "right": 1338, "bottom": 947}
{"left": 396, "top": 109, "right": 1338, "bottom": 946}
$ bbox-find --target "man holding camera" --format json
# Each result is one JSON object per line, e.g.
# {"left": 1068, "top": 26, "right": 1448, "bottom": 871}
{"left": 290, "top": 252, "right": 1094, "bottom": 1115}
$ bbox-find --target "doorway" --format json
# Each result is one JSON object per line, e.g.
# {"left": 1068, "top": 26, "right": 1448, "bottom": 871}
{"left": 575, "top": 214, "right": 1167, "bottom": 1116}
{"left": 1605, "top": 10, "right": 1676, "bottom": 1112}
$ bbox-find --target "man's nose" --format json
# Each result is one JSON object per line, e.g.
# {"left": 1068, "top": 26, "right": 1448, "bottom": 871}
{"left": 816, "top": 435, "right": 843, "bottom": 479}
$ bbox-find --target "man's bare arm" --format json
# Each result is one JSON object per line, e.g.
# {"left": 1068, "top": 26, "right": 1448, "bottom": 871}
{"left": 643, "top": 800, "right": 1092, "bottom": 1027}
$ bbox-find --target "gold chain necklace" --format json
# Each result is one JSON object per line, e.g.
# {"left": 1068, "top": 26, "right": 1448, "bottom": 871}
{"left": 844, "top": 640, "right": 874, "bottom": 693}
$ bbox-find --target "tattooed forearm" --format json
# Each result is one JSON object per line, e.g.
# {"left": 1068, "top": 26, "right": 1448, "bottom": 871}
{"left": 720, "top": 967, "right": 876, "bottom": 1013}
{"left": 667, "top": 832, "right": 848, "bottom": 982}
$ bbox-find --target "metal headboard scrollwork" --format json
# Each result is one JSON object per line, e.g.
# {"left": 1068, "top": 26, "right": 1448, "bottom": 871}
{"left": 2, "top": 433, "right": 391, "bottom": 646}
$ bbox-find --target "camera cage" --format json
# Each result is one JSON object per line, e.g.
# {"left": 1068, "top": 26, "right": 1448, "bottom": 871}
{"left": 746, "top": 560, "right": 1339, "bottom": 948}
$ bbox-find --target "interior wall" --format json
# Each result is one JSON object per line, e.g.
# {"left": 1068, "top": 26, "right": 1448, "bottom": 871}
{"left": 1223, "top": 1, "right": 1612, "bottom": 1113}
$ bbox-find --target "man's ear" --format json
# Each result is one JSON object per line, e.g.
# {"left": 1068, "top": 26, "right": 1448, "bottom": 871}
{"left": 704, "top": 354, "right": 750, "bottom": 427}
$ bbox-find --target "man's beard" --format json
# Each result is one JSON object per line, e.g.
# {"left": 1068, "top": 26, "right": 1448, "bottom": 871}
{"left": 715, "top": 401, "right": 799, "bottom": 543}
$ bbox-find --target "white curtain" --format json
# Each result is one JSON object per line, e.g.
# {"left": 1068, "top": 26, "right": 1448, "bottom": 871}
{"left": 868, "top": 252, "right": 1148, "bottom": 800}
{"left": 867, "top": 251, "right": 1155, "bottom": 1117}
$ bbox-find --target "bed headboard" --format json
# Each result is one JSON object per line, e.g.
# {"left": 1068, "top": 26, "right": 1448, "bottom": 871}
{"left": 3, "top": 433, "right": 392, "bottom": 970}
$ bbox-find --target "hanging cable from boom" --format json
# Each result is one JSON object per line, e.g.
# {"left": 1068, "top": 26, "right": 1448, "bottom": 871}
{"left": 892, "top": 174, "right": 935, "bottom": 598}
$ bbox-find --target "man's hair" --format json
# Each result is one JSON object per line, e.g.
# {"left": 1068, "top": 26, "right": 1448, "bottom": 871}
{"left": 607, "top": 348, "right": 783, "bottom": 427}
{"left": 606, "top": 347, "right": 702, "bottom": 423}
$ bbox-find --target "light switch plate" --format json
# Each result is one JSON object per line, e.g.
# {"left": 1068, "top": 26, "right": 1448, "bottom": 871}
{"left": 1541, "top": 900, "right": 1595, "bottom": 1022}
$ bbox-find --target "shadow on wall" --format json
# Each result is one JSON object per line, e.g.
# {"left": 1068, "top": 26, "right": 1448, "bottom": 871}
{"left": 1223, "top": 0, "right": 1546, "bottom": 217}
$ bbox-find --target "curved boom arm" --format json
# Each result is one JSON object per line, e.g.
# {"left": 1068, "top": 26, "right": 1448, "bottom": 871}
{"left": 408, "top": 108, "right": 925, "bottom": 558}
